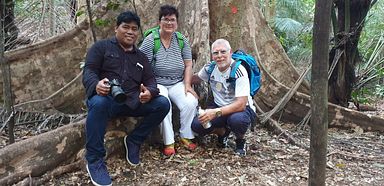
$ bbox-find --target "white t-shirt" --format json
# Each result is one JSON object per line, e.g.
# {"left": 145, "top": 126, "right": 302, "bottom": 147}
{"left": 198, "top": 61, "right": 256, "bottom": 112}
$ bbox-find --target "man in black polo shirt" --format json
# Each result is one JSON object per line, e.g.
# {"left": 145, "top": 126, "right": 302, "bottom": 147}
{"left": 82, "top": 11, "right": 170, "bottom": 186}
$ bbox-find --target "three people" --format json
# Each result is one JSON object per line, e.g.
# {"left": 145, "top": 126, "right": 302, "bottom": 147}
{"left": 82, "top": 5, "right": 256, "bottom": 186}
{"left": 140, "top": 5, "right": 198, "bottom": 156}
{"left": 82, "top": 11, "right": 170, "bottom": 186}
{"left": 191, "top": 39, "right": 256, "bottom": 157}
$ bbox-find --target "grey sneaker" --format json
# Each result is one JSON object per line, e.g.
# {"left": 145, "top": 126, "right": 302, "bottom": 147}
{"left": 217, "top": 129, "right": 230, "bottom": 148}
{"left": 235, "top": 139, "right": 247, "bottom": 157}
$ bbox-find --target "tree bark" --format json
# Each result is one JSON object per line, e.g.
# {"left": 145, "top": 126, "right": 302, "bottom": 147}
{"left": 0, "top": 120, "right": 85, "bottom": 186}
{"left": 209, "top": 0, "right": 310, "bottom": 95}
{"left": 329, "top": 0, "right": 372, "bottom": 106}
{"left": 0, "top": 117, "right": 152, "bottom": 185}
{"left": 1, "top": 0, "right": 15, "bottom": 143}
{"left": 309, "top": 0, "right": 332, "bottom": 184}
{"left": 0, "top": 0, "right": 19, "bottom": 50}
{"left": 1, "top": 20, "right": 89, "bottom": 114}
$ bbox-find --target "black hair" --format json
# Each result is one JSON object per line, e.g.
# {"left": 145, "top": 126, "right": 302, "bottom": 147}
{"left": 116, "top": 11, "right": 141, "bottom": 28}
{"left": 158, "top": 4, "right": 179, "bottom": 21}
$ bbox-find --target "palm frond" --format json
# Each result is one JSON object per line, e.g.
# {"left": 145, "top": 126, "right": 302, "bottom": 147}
{"left": 355, "top": 33, "right": 384, "bottom": 89}
{"left": 274, "top": 17, "right": 303, "bottom": 38}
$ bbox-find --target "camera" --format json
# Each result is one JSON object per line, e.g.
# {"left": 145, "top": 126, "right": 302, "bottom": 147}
{"left": 106, "top": 79, "right": 126, "bottom": 103}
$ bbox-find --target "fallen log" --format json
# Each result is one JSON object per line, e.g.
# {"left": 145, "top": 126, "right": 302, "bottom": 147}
{"left": 255, "top": 68, "right": 384, "bottom": 131}
{"left": 0, "top": 114, "right": 168, "bottom": 185}
{"left": 16, "top": 159, "right": 84, "bottom": 186}
{"left": 0, "top": 120, "right": 85, "bottom": 185}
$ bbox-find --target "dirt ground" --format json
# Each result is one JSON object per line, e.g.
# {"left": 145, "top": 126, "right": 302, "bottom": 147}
{"left": 44, "top": 102, "right": 384, "bottom": 186}
{"left": 48, "top": 126, "right": 383, "bottom": 186}
{"left": 1, "top": 101, "right": 383, "bottom": 185}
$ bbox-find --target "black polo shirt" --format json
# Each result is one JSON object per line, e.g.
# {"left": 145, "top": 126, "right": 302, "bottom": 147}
{"left": 82, "top": 37, "right": 159, "bottom": 109}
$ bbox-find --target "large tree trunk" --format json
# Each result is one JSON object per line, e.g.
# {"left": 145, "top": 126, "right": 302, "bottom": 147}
{"left": 0, "top": 0, "right": 383, "bottom": 184}
{"left": 0, "top": 0, "right": 19, "bottom": 50}
{"left": 329, "top": 0, "right": 372, "bottom": 106}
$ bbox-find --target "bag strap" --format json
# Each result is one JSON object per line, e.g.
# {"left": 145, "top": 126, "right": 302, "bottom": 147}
{"left": 206, "top": 61, "right": 216, "bottom": 83}
{"left": 229, "top": 60, "right": 242, "bottom": 79}
{"left": 153, "top": 30, "right": 184, "bottom": 54}
{"left": 152, "top": 29, "right": 161, "bottom": 55}
{"left": 175, "top": 32, "right": 184, "bottom": 50}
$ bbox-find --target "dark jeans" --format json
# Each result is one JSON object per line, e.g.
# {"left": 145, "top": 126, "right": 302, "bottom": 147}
{"left": 85, "top": 95, "right": 170, "bottom": 163}
{"left": 191, "top": 105, "right": 256, "bottom": 139}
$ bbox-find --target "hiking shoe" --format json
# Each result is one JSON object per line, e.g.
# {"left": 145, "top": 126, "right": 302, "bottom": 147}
{"left": 180, "top": 138, "right": 197, "bottom": 151}
{"left": 235, "top": 139, "right": 247, "bottom": 157}
{"left": 217, "top": 129, "right": 230, "bottom": 148}
{"left": 86, "top": 159, "right": 112, "bottom": 186}
{"left": 163, "top": 143, "right": 176, "bottom": 156}
{"left": 124, "top": 136, "right": 140, "bottom": 166}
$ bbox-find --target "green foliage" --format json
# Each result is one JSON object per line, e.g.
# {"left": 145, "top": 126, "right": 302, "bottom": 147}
{"left": 374, "top": 84, "right": 384, "bottom": 98}
{"left": 359, "top": 0, "right": 384, "bottom": 51}
{"left": 260, "top": 0, "right": 315, "bottom": 66}
{"left": 351, "top": 88, "right": 372, "bottom": 105}
{"left": 355, "top": 0, "right": 384, "bottom": 101}
{"left": 188, "top": 159, "right": 198, "bottom": 166}
{"left": 106, "top": 1, "right": 120, "bottom": 11}
{"left": 76, "top": 10, "right": 85, "bottom": 17}
{"left": 260, "top": 0, "right": 383, "bottom": 103}
{"left": 351, "top": 83, "right": 384, "bottom": 105}
{"left": 95, "top": 18, "right": 111, "bottom": 27}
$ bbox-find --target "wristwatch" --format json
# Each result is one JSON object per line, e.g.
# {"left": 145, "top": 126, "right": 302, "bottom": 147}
{"left": 215, "top": 108, "right": 222, "bottom": 118}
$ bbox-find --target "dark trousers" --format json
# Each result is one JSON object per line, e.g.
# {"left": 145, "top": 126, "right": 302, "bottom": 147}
{"left": 191, "top": 105, "right": 256, "bottom": 139}
{"left": 85, "top": 95, "right": 170, "bottom": 163}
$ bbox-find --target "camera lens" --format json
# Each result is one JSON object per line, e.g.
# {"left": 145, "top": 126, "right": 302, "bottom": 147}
{"left": 110, "top": 79, "right": 127, "bottom": 103}
{"left": 112, "top": 91, "right": 126, "bottom": 103}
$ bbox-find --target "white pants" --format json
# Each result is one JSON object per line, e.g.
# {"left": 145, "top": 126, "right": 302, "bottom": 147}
{"left": 158, "top": 82, "right": 198, "bottom": 145}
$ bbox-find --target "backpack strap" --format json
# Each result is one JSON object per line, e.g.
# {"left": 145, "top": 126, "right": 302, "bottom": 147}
{"left": 153, "top": 31, "right": 184, "bottom": 55}
{"left": 152, "top": 29, "right": 161, "bottom": 55}
{"left": 206, "top": 61, "right": 216, "bottom": 83}
{"left": 175, "top": 32, "right": 184, "bottom": 50}
{"left": 229, "top": 60, "right": 242, "bottom": 79}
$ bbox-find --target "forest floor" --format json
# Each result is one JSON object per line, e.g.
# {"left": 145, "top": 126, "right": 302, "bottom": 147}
{"left": 1, "top": 101, "right": 384, "bottom": 185}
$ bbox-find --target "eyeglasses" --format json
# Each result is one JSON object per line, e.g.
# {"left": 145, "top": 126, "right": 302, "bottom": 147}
{"left": 212, "top": 50, "right": 228, "bottom": 56}
{"left": 161, "top": 18, "right": 177, "bottom": 24}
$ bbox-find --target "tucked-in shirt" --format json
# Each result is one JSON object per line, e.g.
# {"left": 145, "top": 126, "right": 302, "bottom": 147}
{"left": 198, "top": 61, "right": 256, "bottom": 112}
{"left": 82, "top": 37, "right": 159, "bottom": 110}
{"left": 139, "top": 32, "right": 192, "bottom": 86}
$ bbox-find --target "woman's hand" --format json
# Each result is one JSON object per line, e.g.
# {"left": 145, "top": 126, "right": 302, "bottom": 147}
{"left": 185, "top": 85, "right": 199, "bottom": 98}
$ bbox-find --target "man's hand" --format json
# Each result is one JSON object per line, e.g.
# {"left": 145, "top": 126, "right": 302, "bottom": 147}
{"left": 139, "top": 84, "right": 152, "bottom": 103}
{"left": 96, "top": 78, "right": 110, "bottom": 96}
{"left": 198, "top": 108, "right": 217, "bottom": 124}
